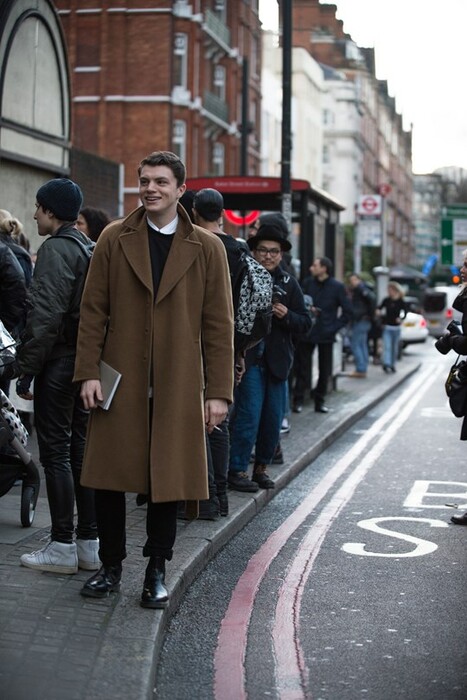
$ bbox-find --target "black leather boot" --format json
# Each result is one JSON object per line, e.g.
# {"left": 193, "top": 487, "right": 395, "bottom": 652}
{"left": 140, "top": 556, "right": 169, "bottom": 609}
{"left": 80, "top": 564, "right": 122, "bottom": 598}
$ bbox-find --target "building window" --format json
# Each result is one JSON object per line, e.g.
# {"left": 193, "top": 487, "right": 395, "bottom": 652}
{"left": 174, "top": 33, "right": 188, "bottom": 88}
{"left": 214, "top": 0, "right": 227, "bottom": 23}
{"left": 173, "top": 120, "right": 186, "bottom": 163}
{"left": 213, "top": 65, "right": 226, "bottom": 101}
{"left": 213, "top": 142, "right": 225, "bottom": 176}
{"left": 251, "top": 34, "right": 259, "bottom": 77}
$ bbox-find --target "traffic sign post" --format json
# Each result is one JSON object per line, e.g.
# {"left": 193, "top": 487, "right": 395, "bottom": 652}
{"left": 355, "top": 194, "right": 383, "bottom": 271}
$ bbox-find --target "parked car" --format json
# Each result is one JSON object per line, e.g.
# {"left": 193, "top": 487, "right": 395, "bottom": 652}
{"left": 400, "top": 311, "right": 429, "bottom": 348}
{"left": 422, "top": 285, "right": 462, "bottom": 338}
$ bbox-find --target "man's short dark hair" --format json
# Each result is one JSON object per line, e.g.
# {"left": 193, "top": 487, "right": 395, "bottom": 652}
{"left": 138, "top": 151, "right": 186, "bottom": 187}
{"left": 193, "top": 188, "right": 224, "bottom": 222}
{"left": 318, "top": 256, "right": 334, "bottom": 276}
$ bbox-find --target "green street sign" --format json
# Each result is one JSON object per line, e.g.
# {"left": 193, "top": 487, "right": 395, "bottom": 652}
{"left": 441, "top": 203, "right": 467, "bottom": 265}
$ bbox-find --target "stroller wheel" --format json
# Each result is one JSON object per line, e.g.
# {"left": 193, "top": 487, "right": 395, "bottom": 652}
{"left": 21, "top": 486, "right": 36, "bottom": 527}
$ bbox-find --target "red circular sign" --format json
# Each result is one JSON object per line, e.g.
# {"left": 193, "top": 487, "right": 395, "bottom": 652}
{"left": 361, "top": 196, "right": 378, "bottom": 213}
{"left": 379, "top": 183, "right": 392, "bottom": 197}
{"left": 224, "top": 210, "right": 260, "bottom": 226}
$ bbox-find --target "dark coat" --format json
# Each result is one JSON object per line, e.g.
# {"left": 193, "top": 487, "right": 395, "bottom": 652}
{"left": 450, "top": 288, "right": 467, "bottom": 439}
{"left": 74, "top": 204, "right": 234, "bottom": 502}
{"left": 378, "top": 296, "right": 408, "bottom": 326}
{"left": 246, "top": 266, "right": 311, "bottom": 381}
{"left": 301, "top": 274, "right": 352, "bottom": 344}
{"left": 0, "top": 232, "right": 33, "bottom": 286}
{"left": 0, "top": 242, "right": 27, "bottom": 338}
{"left": 350, "top": 282, "right": 376, "bottom": 323}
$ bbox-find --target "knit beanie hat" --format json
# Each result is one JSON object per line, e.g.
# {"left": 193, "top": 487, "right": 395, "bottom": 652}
{"left": 36, "top": 178, "right": 83, "bottom": 221}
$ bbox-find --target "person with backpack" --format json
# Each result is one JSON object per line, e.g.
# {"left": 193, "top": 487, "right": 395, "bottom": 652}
{"left": 228, "top": 224, "right": 312, "bottom": 492}
{"left": 4, "top": 178, "right": 99, "bottom": 574}
{"left": 347, "top": 273, "right": 376, "bottom": 378}
{"left": 191, "top": 187, "right": 273, "bottom": 517}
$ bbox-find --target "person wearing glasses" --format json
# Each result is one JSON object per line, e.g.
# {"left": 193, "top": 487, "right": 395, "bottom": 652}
{"left": 228, "top": 224, "right": 311, "bottom": 492}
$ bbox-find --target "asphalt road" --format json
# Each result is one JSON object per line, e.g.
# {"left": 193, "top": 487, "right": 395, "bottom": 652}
{"left": 155, "top": 349, "right": 467, "bottom": 700}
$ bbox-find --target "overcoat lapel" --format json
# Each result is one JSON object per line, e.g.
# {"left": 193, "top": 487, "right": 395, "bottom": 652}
{"left": 118, "top": 224, "right": 153, "bottom": 294}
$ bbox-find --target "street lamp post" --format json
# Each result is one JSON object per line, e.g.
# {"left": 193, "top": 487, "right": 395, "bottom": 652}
{"left": 281, "top": 0, "right": 292, "bottom": 234}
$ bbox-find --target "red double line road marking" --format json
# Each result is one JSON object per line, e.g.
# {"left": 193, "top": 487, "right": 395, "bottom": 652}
{"left": 213, "top": 364, "right": 438, "bottom": 699}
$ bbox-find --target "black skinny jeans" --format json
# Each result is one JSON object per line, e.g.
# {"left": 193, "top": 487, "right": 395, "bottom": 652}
{"left": 34, "top": 355, "right": 97, "bottom": 543}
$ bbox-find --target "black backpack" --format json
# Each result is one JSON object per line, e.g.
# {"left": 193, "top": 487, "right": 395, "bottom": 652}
{"left": 218, "top": 235, "right": 273, "bottom": 354}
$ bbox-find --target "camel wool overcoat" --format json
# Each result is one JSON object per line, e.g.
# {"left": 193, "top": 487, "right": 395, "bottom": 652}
{"left": 74, "top": 204, "right": 234, "bottom": 503}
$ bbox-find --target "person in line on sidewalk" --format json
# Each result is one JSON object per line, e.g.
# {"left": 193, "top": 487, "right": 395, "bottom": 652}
{"left": 0, "top": 209, "right": 33, "bottom": 286}
{"left": 75, "top": 151, "right": 234, "bottom": 608}
{"left": 292, "top": 257, "right": 352, "bottom": 414}
{"left": 191, "top": 187, "right": 246, "bottom": 518}
{"left": 5, "top": 178, "right": 99, "bottom": 574}
{"left": 0, "top": 242, "right": 27, "bottom": 341}
{"left": 347, "top": 273, "right": 376, "bottom": 378}
{"left": 77, "top": 206, "right": 111, "bottom": 243}
{"left": 228, "top": 224, "right": 311, "bottom": 493}
{"left": 377, "top": 281, "right": 407, "bottom": 373}
{"left": 250, "top": 212, "right": 295, "bottom": 453}
{"left": 434, "top": 249, "right": 467, "bottom": 525}
{"left": 249, "top": 212, "right": 296, "bottom": 278}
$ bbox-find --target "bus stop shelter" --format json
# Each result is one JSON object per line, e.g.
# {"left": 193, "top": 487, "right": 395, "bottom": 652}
{"left": 185, "top": 176, "right": 345, "bottom": 280}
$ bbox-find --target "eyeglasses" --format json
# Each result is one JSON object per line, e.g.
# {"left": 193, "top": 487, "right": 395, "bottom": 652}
{"left": 255, "top": 247, "right": 281, "bottom": 257}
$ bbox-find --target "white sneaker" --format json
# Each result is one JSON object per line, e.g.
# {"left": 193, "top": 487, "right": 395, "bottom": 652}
{"left": 20, "top": 541, "right": 78, "bottom": 574}
{"left": 76, "top": 539, "right": 101, "bottom": 571}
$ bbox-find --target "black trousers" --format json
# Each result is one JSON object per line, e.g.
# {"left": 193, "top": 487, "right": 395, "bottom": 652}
{"left": 94, "top": 490, "right": 178, "bottom": 567}
{"left": 34, "top": 355, "right": 97, "bottom": 543}
{"left": 292, "top": 341, "right": 333, "bottom": 407}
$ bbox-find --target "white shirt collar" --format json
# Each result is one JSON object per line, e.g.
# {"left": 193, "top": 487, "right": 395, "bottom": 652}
{"left": 147, "top": 214, "right": 178, "bottom": 235}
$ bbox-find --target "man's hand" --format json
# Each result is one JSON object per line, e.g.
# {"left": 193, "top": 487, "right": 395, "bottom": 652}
{"left": 272, "top": 302, "right": 288, "bottom": 320}
{"left": 16, "top": 374, "right": 34, "bottom": 400}
{"left": 204, "top": 398, "right": 228, "bottom": 433}
{"left": 234, "top": 355, "right": 246, "bottom": 385}
{"left": 80, "top": 379, "right": 103, "bottom": 410}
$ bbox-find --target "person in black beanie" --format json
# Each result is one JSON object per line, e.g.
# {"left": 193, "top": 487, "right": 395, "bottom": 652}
{"left": 10, "top": 178, "right": 99, "bottom": 574}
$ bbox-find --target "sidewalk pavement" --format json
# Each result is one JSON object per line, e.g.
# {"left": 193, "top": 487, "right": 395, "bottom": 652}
{"left": 0, "top": 354, "right": 421, "bottom": 700}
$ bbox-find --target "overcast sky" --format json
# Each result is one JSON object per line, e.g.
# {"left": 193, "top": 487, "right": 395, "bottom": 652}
{"left": 259, "top": 0, "right": 467, "bottom": 175}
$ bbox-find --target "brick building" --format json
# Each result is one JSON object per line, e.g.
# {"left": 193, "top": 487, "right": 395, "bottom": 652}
{"left": 55, "top": 0, "right": 263, "bottom": 213}
{"left": 284, "top": 0, "right": 414, "bottom": 265}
